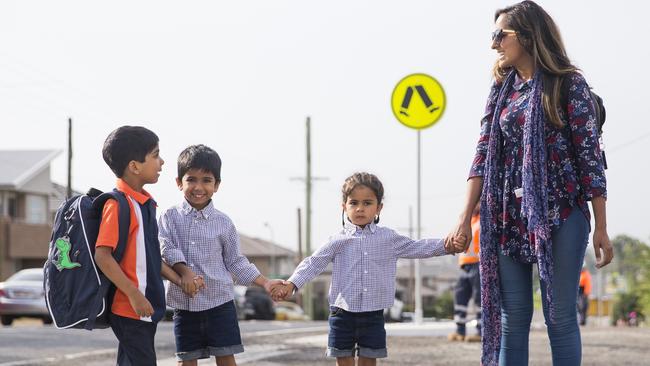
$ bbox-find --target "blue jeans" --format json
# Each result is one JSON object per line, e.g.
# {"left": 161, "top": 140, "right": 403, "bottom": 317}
{"left": 498, "top": 207, "right": 588, "bottom": 366}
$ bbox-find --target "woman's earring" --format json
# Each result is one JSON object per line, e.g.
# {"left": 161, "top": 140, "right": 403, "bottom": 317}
{"left": 341, "top": 211, "right": 346, "bottom": 227}
{"left": 374, "top": 214, "right": 380, "bottom": 224}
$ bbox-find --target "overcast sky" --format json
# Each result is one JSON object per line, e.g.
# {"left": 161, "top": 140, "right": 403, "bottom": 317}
{"left": 1, "top": 0, "right": 648, "bottom": 254}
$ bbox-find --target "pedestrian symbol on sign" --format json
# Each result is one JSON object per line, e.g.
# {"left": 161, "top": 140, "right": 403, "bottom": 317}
{"left": 391, "top": 74, "right": 446, "bottom": 130}
{"left": 399, "top": 85, "right": 441, "bottom": 117}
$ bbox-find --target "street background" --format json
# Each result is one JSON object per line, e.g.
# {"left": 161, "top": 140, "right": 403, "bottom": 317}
{"left": 1, "top": 1, "right": 650, "bottom": 365}
{"left": 1, "top": 317, "right": 648, "bottom": 366}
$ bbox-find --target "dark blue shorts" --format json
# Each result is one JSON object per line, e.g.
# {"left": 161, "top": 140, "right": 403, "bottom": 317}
{"left": 173, "top": 300, "right": 244, "bottom": 361}
{"left": 109, "top": 313, "right": 157, "bottom": 366}
{"left": 327, "top": 307, "right": 387, "bottom": 358}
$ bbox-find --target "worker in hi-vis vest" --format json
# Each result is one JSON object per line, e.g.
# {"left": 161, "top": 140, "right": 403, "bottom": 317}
{"left": 578, "top": 263, "right": 592, "bottom": 326}
{"left": 448, "top": 203, "right": 482, "bottom": 342}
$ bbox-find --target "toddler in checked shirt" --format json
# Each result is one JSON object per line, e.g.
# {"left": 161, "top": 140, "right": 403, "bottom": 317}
{"left": 275, "top": 172, "right": 464, "bottom": 366}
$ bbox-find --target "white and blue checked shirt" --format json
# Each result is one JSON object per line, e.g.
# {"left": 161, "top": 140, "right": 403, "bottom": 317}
{"left": 288, "top": 221, "right": 448, "bottom": 313}
{"left": 159, "top": 200, "right": 261, "bottom": 311}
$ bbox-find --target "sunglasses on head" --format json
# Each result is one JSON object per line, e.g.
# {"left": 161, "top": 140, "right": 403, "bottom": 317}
{"left": 492, "top": 29, "right": 516, "bottom": 43}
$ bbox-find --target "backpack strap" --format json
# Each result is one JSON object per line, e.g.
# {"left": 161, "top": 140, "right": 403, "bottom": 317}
{"left": 560, "top": 74, "right": 608, "bottom": 169}
{"left": 560, "top": 74, "right": 606, "bottom": 135}
{"left": 95, "top": 190, "right": 131, "bottom": 263}
{"left": 85, "top": 190, "right": 131, "bottom": 330}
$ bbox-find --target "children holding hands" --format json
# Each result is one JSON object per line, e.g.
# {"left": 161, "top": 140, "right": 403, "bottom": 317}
{"left": 95, "top": 129, "right": 462, "bottom": 366}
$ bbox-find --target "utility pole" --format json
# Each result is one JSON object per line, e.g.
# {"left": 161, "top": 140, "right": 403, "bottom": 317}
{"left": 264, "top": 222, "right": 276, "bottom": 277}
{"left": 296, "top": 207, "right": 303, "bottom": 308}
{"left": 297, "top": 207, "right": 303, "bottom": 262}
{"left": 67, "top": 118, "right": 72, "bottom": 199}
{"left": 306, "top": 117, "right": 312, "bottom": 258}
{"left": 290, "top": 117, "right": 328, "bottom": 319}
{"left": 304, "top": 117, "right": 313, "bottom": 319}
{"left": 396, "top": 207, "right": 416, "bottom": 308}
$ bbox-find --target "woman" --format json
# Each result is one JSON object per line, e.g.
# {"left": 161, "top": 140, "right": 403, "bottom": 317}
{"left": 448, "top": 1, "right": 613, "bottom": 365}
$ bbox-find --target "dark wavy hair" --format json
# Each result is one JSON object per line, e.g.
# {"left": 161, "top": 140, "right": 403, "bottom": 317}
{"left": 341, "top": 172, "right": 384, "bottom": 226}
{"left": 493, "top": 0, "right": 579, "bottom": 128}
{"left": 341, "top": 172, "right": 384, "bottom": 205}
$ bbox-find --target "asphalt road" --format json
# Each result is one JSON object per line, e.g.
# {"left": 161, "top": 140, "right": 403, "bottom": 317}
{"left": 2, "top": 318, "right": 648, "bottom": 365}
{"left": 0, "top": 319, "right": 330, "bottom": 365}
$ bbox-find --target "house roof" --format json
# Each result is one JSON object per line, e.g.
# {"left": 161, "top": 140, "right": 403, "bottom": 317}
{"left": 49, "top": 182, "right": 83, "bottom": 213}
{"left": 239, "top": 234, "right": 296, "bottom": 258}
{"left": 0, "top": 150, "right": 62, "bottom": 190}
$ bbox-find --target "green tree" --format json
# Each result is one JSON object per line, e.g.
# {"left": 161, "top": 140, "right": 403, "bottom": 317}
{"left": 609, "top": 235, "right": 650, "bottom": 323}
{"left": 424, "top": 290, "right": 454, "bottom": 319}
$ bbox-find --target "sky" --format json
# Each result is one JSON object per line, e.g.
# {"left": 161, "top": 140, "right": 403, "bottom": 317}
{"left": 1, "top": 0, "right": 648, "bottom": 254}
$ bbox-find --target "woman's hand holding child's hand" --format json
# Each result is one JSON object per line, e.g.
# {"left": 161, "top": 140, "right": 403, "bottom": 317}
{"left": 453, "top": 234, "right": 467, "bottom": 253}
{"left": 445, "top": 233, "right": 468, "bottom": 254}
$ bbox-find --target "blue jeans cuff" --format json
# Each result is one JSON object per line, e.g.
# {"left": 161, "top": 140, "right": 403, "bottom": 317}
{"left": 358, "top": 347, "right": 388, "bottom": 358}
{"left": 176, "top": 349, "right": 210, "bottom": 361}
{"left": 208, "top": 344, "right": 244, "bottom": 357}
{"left": 326, "top": 346, "right": 356, "bottom": 358}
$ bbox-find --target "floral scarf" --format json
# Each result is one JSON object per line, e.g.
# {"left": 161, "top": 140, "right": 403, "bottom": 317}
{"left": 480, "top": 70, "right": 555, "bottom": 366}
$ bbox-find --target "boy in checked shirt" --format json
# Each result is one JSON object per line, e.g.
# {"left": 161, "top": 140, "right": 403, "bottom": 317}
{"left": 275, "top": 172, "right": 464, "bottom": 366}
{"left": 159, "top": 144, "right": 283, "bottom": 366}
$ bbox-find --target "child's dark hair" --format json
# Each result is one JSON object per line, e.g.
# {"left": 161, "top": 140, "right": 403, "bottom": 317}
{"left": 102, "top": 126, "right": 159, "bottom": 178}
{"left": 177, "top": 144, "right": 222, "bottom": 182}
{"left": 341, "top": 172, "right": 384, "bottom": 226}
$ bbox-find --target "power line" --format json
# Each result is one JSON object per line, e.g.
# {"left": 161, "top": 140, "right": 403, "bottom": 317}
{"left": 607, "top": 130, "right": 650, "bottom": 153}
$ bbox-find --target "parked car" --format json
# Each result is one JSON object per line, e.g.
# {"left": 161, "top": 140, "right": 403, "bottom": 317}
{"left": 233, "top": 285, "right": 247, "bottom": 319}
{"left": 275, "top": 301, "right": 310, "bottom": 321}
{"left": 241, "top": 286, "right": 275, "bottom": 320}
{"left": 0, "top": 268, "right": 52, "bottom": 326}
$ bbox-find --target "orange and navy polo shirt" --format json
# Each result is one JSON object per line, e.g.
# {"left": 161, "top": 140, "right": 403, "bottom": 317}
{"left": 96, "top": 179, "right": 165, "bottom": 323}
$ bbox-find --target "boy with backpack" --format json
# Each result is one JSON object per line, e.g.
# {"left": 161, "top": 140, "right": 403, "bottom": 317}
{"left": 94, "top": 126, "right": 183, "bottom": 365}
{"left": 159, "top": 144, "right": 283, "bottom": 366}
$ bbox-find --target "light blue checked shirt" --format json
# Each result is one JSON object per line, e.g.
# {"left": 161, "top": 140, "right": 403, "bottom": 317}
{"left": 159, "top": 200, "right": 261, "bottom": 311}
{"left": 288, "top": 221, "right": 448, "bottom": 312}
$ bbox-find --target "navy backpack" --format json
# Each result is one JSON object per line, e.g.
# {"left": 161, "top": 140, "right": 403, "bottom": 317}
{"left": 44, "top": 188, "right": 130, "bottom": 330}
{"left": 561, "top": 75, "right": 608, "bottom": 169}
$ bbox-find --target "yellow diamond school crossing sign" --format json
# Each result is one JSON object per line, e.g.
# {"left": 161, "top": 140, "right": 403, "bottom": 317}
{"left": 391, "top": 73, "right": 446, "bottom": 130}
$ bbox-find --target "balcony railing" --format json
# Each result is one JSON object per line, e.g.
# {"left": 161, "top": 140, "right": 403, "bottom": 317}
{"left": 0, "top": 219, "right": 51, "bottom": 259}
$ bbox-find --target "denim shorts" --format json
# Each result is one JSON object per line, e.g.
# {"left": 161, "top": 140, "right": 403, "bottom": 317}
{"left": 327, "top": 306, "right": 387, "bottom": 358}
{"left": 173, "top": 300, "right": 244, "bottom": 361}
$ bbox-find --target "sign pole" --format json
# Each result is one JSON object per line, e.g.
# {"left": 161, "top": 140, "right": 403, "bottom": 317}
{"left": 390, "top": 73, "right": 446, "bottom": 326}
{"left": 415, "top": 129, "right": 423, "bottom": 324}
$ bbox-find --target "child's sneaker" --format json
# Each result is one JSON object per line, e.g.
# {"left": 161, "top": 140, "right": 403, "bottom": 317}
{"left": 447, "top": 332, "right": 465, "bottom": 341}
{"left": 464, "top": 334, "right": 482, "bottom": 343}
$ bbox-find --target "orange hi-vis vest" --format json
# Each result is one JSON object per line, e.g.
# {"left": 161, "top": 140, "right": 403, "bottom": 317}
{"left": 459, "top": 214, "right": 480, "bottom": 266}
{"left": 579, "top": 269, "right": 592, "bottom": 295}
